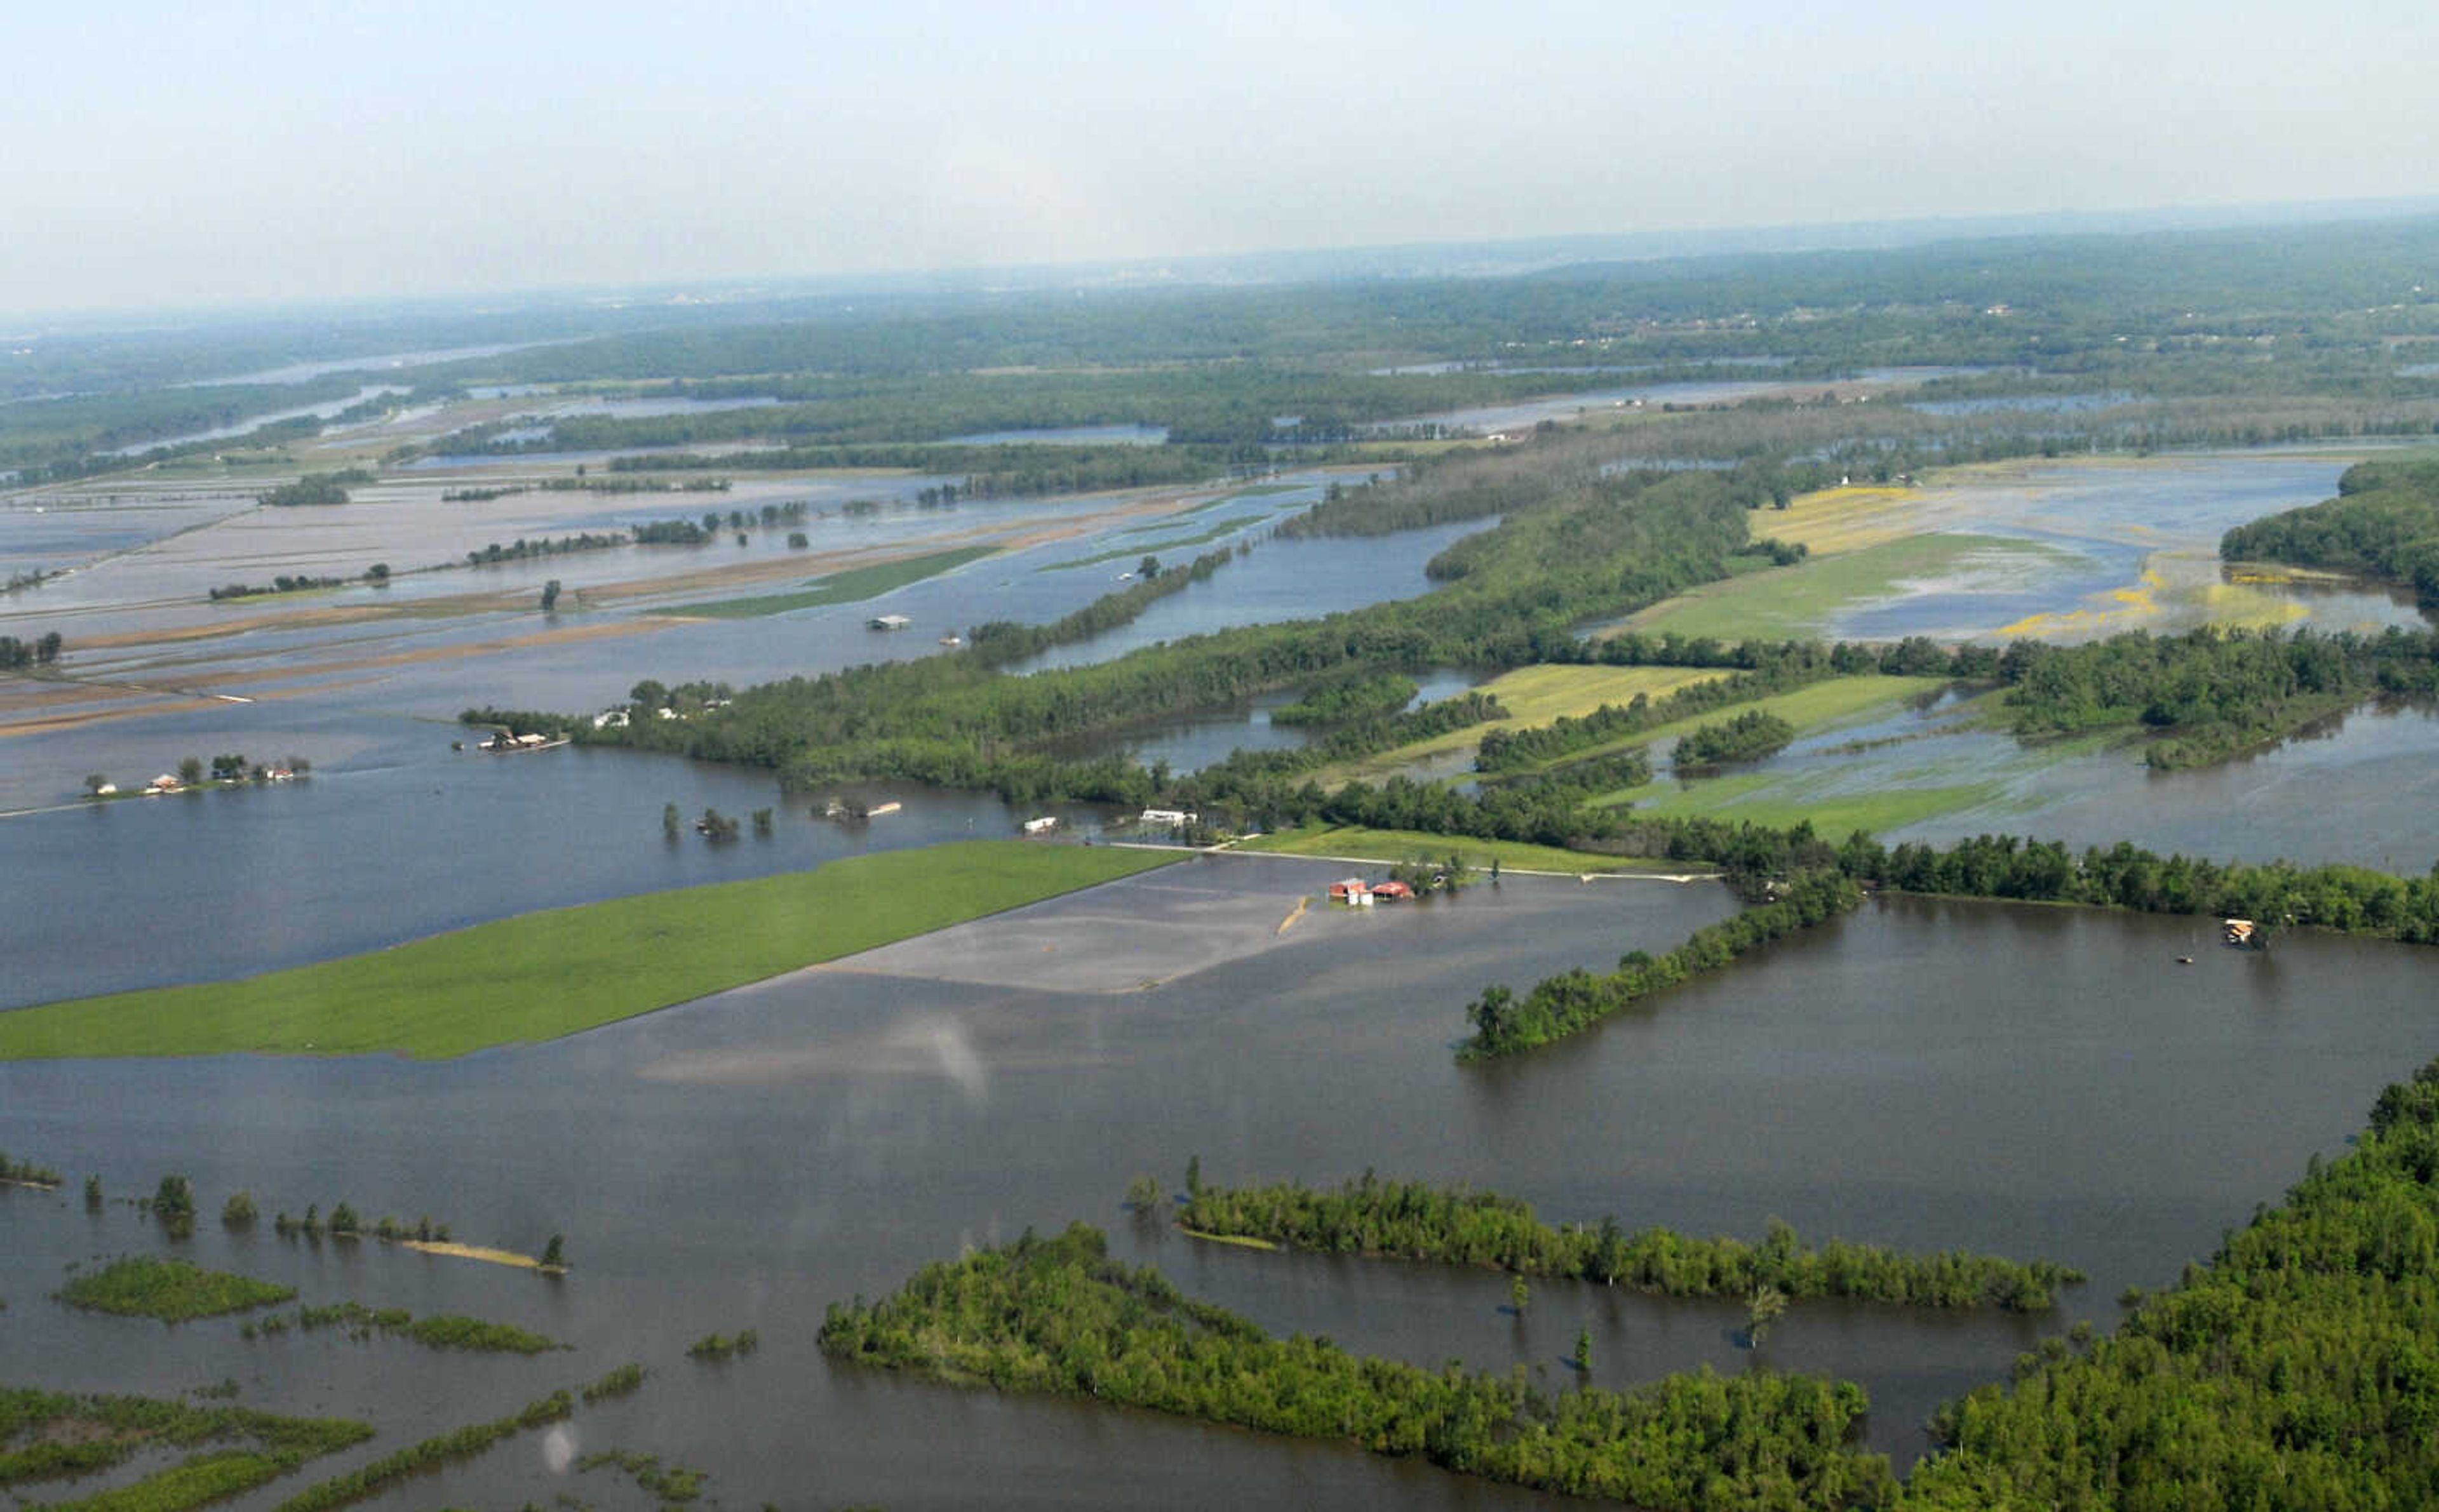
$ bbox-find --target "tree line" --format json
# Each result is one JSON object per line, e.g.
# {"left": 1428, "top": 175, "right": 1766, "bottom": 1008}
{"left": 1175, "top": 1170, "right": 2083, "bottom": 1311}
{"left": 0, "top": 631, "right": 62, "bottom": 669}
{"left": 819, "top": 1222, "right": 1895, "bottom": 1508}
{"left": 2222, "top": 453, "right": 2439, "bottom": 605}
{"left": 1460, "top": 871, "right": 1864, "bottom": 1059}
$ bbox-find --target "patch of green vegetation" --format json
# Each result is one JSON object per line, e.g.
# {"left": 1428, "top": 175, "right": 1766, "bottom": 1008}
{"left": 267, "top": 1388, "right": 575, "bottom": 1512}
{"left": 1601, "top": 772, "right": 2009, "bottom": 836}
{"left": 249, "top": 1301, "right": 561, "bottom": 1354}
{"left": 821, "top": 1223, "right": 1895, "bottom": 1508}
{"left": 1237, "top": 826, "right": 1714, "bottom": 876}
{"left": 1629, "top": 533, "right": 2076, "bottom": 641}
{"left": 664, "top": 545, "right": 996, "bottom": 617}
{"left": 0, "top": 1387, "right": 370, "bottom": 1502}
{"left": 1674, "top": 709, "right": 1798, "bottom": 768}
{"left": 685, "top": 1328, "right": 759, "bottom": 1360}
{"left": 57, "top": 1257, "right": 294, "bottom": 1323}
{"left": 1619, "top": 676, "right": 1942, "bottom": 758}
{"left": 581, "top": 1449, "right": 708, "bottom": 1504}
{"left": 0, "top": 841, "right": 1178, "bottom": 1060}
{"left": 580, "top": 1363, "right": 647, "bottom": 1403}
{"left": 1181, "top": 1172, "right": 2082, "bottom": 1309}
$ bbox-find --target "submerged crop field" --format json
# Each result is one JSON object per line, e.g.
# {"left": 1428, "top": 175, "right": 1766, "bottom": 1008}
{"left": 0, "top": 841, "right": 1175, "bottom": 1059}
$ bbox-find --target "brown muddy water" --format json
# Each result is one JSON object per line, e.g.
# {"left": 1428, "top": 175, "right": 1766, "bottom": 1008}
{"left": 6, "top": 859, "right": 2437, "bottom": 1508}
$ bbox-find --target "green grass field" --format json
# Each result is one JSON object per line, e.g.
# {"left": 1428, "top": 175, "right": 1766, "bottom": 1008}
{"left": 0, "top": 841, "right": 1177, "bottom": 1060}
{"left": 664, "top": 545, "right": 997, "bottom": 618}
{"left": 1236, "top": 826, "right": 1716, "bottom": 876}
{"left": 1623, "top": 533, "right": 2076, "bottom": 641}
{"left": 1546, "top": 675, "right": 1946, "bottom": 775}
{"left": 1594, "top": 772, "right": 2008, "bottom": 835}
{"left": 1314, "top": 665, "right": 1727, "bottom": 784}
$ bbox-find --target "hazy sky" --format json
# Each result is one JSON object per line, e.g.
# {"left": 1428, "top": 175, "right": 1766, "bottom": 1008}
{"left": 6, "top": 0, "right": 2436, "bottom": 314}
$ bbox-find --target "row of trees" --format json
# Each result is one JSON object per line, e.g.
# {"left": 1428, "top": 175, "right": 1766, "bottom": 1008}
{"left": 257, "top": 469, "right": 370, "bottom": 507}
{"left": 1460, "top": 871, "right": 1864, "bottom": 1059}
{"left": 1176, "top": 1172, "right": 2082, "bottom": 1311}
{"left": 0, "top": 631, "right": 62, "bottom": 669}
{"left": 820, "top": 1223, "right": 1895, "bottom": 1508}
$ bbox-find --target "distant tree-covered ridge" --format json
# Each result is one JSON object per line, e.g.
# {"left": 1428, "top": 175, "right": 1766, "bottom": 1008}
{"left": 2222, "top": 453, "right": 2439, "bottom": 604}
{"left": 820, "top": 1222, "right": 1895, "bottom": 1508}
{"left": 1178, "top": 1171, "right": 2082, "bottom": 1310}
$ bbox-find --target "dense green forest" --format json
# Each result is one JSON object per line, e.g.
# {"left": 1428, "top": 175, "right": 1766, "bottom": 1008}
{"left": 820, "top": 1222, "right": 1895, "bottom": 1508}
{"left": 1900, "top": 1057, "right": 2439, "bottom": 1509}
{"left": 1999, "top": 624, "right": 2439, "bottom": 767}
{"left": 1177, "top": 1172, "right": 2083, "bottom": 1309}
{"left": 2222, "top": 453, "right": 2439, "bottom": 603}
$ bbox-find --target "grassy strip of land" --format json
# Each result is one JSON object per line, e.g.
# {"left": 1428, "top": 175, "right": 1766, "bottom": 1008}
{"left": 1177, "top": 1174, "right": 2083, "bottom": 1310}
{"left": 0, "top": 1387, "right": 370, "bottom": 1501}
{"left": 1235, "top": 826, "right": 1716, "bottom": 877}
{"left": 1461, "top": 871, "right": 1863, "bottom": 1059}
{"left": 662, "top": 544, "right": 996, "bottom": 617}
{"left": 57, "top": 1257, "right": 294, "bottom": 1322}
{"left": 1595, "top": 772, "right": 2010, "bottom": 837}
{"left": 820, "top": 1223, "right": 1895, "bottom": 1509}
{"left": 0, "top": 841, "right": 1177, "bottom": 1060}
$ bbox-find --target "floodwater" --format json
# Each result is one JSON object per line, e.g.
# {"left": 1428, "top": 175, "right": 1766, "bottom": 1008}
{"left": 0, "top": 737, "right": 1117, "bottom": 1011}
{"left": 0, "top": 476, "right": 1474, "bottom": 811}
{"left": 1643, "top": 684, "right": 2439, "bottom": 873}
{"left": 189, "top": 342, "right": 572, "bottom": 387}
{"left": 6, "top": 866, "right": 2436, "bottom": 1509}
{"left": 107, "top": 385, "right": 410, "bottom": 456}
{"left": 1818, "top": 454, "right": 2431, "bottom": 642}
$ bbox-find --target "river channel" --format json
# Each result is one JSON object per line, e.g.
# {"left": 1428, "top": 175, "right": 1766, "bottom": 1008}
{"left": 5, "top": 865, "right": 2435, "bottom": 1509}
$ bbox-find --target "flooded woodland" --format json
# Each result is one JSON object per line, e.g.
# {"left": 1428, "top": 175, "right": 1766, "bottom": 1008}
{"left": 11, "top": 231, "right": 2439, "bottom": 1510}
